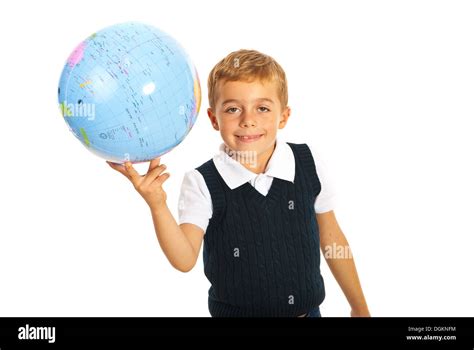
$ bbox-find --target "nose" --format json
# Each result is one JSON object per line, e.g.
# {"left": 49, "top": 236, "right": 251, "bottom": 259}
{"left": 239, "top": 111, "right": 257, "bottom": 128}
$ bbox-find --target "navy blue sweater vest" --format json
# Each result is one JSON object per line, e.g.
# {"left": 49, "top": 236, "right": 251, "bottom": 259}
{"left": 196, "top": 143, "right": 325, "bottom": 317}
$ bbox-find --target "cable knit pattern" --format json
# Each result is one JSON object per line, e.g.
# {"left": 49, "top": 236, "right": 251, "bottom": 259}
{"left": 196, "top": 143, "right": 325, "bottom": 317}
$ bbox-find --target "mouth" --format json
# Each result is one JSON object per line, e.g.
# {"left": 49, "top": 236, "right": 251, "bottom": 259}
{"left": 235, "top": 134, "right": 264, "bottom": 143}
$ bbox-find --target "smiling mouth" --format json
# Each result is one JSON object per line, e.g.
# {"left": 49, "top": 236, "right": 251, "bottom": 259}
{"left": 235, "top": 134, "right": 264, "bottom": 143}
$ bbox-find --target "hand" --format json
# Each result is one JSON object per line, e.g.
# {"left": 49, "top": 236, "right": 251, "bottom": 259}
{"left": 107, "top": 157, "right": 170, "bottom": 210}
{"left": 351, "top": 307, "right": 371, "bottom": 317}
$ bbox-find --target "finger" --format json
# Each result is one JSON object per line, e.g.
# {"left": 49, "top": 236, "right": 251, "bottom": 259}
{"left": 106, "top": 161, "right": 130, "bottom": 179}
{"left": 142, "top": 163, "right": 167, "bottom": 187}
{"left": 124, "top": 162, "right": 142, "bottom": 185}
{"left": 154, "top": 172, "right": 171, "bottom": 187}
{"left": 148, "top": 157, "right": 161, "bottom": 172}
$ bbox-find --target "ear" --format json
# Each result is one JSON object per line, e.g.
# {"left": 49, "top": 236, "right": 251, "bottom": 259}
{"left": 207, "top": 108, "right": 219, "bottom": 131}
{"left": 278, "top": 106, "right": 291, "bottom": 129}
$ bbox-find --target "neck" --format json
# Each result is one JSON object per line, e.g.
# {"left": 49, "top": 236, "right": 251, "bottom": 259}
{"left": 242, "top": 141, "right": 276, "bottom": 174}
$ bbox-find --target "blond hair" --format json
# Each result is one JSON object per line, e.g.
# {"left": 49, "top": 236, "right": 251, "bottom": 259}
{"left": 207, "top": 49, "right": 288, "bottom": 109}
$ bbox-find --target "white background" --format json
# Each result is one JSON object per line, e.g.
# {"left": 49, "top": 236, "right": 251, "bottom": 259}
{"left": 0, "top": 0, "right": 473, "bottom": 317}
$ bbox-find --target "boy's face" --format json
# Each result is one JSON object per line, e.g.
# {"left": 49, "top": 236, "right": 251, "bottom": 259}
{"left": 207, "top": 79, "right": 290, "bottom": 172}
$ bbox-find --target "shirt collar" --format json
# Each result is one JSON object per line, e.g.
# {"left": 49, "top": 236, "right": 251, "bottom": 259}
{"left": 212, "top": 138, "right": 295, "bottom": 190}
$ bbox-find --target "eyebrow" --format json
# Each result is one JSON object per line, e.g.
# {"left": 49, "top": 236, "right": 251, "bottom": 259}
{"left": 221, "top": 98, "right": 275, "bottom": 106}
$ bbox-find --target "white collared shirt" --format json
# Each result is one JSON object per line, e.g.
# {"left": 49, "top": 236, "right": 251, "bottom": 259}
{"left": 178, "top": 138, "right": 336, "bottom": 232}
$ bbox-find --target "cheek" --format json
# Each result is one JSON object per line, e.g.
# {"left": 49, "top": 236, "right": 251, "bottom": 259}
{"left": 219, "top": 122, "right": 236, "bottom": 135}
{"left": 219, "top": 118, "right": 238, "bottom": 130}
{"left": 264, "top": 115, "right": 280, "bottom": 130}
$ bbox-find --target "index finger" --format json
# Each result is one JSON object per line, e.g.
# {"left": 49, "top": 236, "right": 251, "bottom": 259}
{"left": 107, "top": 161, "right": 129, "bottom": 178}
{"left": 124, "top": 162, "right": 142, "bottom": 184}
{"left": 148, "top": 157, "right": 161, "bottom": 172}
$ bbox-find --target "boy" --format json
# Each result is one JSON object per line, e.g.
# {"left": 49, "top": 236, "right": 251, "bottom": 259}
{"left": 108, "top": 49, "right": 370, "bottom": 317}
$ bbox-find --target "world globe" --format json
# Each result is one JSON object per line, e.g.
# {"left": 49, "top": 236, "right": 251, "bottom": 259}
{"left": 58, "top": 22, "right": 201, "bottom": 163}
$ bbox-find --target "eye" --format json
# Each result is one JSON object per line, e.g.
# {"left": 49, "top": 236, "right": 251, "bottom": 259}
{"left": 258, "top": 106, "right": 270, "bottom": 112}
{"left": 225, "top": 107, "right": 240, "bottom": 114}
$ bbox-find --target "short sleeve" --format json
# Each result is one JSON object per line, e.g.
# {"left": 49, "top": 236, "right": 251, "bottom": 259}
{"left": 178, "top": 169, "right": 213, "bottom": 232}
{"left": 307, "top": 144, "right": 337, "bottom": 213}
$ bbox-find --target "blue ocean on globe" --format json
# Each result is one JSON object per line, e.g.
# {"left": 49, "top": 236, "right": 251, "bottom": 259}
{"left": 58, "top": 22, "right": 201, "bottom": 163}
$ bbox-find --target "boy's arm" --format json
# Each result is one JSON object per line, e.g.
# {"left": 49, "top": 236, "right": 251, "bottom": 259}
{"left": 150, "top": 204, "right": 204, "bottom": 272}
{"left": 108, "top": 158, "right": 204, "bottom": 272}
{"left": 317, "top": 210, "right": 370, "bottom": 317}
